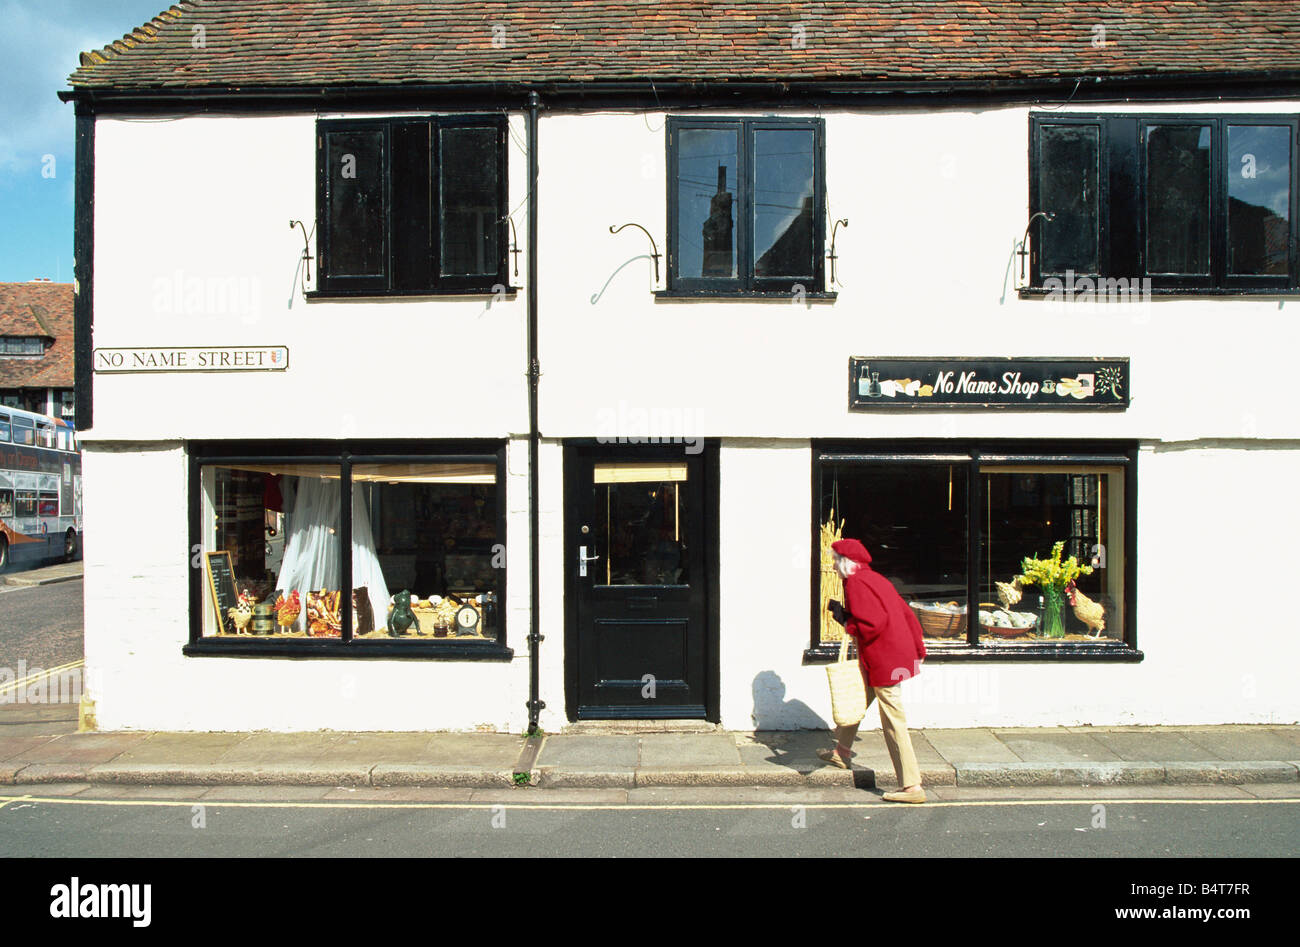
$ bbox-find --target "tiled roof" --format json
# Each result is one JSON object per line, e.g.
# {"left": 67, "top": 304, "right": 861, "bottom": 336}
{"left": 0, "top": 283, "right": 74, "bottom": 390}
{"left": 67, "top": 1, "right": 1300, "bottom": 91}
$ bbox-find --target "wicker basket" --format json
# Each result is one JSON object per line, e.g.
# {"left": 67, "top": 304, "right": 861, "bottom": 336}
{"left": 911, "top": 601, "right": 967, "bottom": 638}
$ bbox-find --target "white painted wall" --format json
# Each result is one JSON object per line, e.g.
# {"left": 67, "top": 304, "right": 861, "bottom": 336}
{"left": 90, "top": 113, "right": 531, "bottom": 442}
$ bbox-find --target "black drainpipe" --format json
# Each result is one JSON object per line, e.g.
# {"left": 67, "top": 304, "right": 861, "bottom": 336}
{"left": 526, "top": 91, "right": 544, "bottom": 732}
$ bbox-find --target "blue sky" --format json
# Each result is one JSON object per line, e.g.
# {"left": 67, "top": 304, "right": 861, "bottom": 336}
{"left": 0, "top": 0, "right": 171, "bottom": 282}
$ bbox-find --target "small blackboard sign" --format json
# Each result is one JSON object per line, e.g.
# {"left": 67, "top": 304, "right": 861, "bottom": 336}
{"left": 204, "top": 551, "right": 238, "bottom": 635}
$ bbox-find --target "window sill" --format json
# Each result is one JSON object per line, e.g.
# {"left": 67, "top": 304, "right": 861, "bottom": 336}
{"left": 1018, "top": 286, "right": 1300, "bottom": 298}
{"left": 802, "top": 643, "right": 1144, "bottom": 664}
{"left": 304, "top": 287, "right": 519, "bottom": 301}
{"left": 655, "top": 289, "right": 837, "bottom": 301}
{"left": 183, "top": 639, "right": 516, "bottom": 661}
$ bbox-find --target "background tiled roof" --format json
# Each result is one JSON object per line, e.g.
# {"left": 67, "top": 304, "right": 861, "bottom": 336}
{"left": 67, "top": 1, "right": 1300, "bottom": 91}
{"left": 0, "top": 283, "right": 74, "bottom": 389}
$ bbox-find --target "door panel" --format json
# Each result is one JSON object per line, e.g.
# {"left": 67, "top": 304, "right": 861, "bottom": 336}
{"left": 571, "top": 447, "right": 708, "bottom": 718}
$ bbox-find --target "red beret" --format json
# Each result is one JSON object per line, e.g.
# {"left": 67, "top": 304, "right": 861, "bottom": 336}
{"left": 831, "top": 538, "right": 873, "bottom": 564}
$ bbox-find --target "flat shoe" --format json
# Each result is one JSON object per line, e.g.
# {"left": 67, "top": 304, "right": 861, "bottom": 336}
{"left": 882, "top": 789, "right": 927, "bottom": 804}
{"left": 816, "top": 748, "right": 850, "bottom": 769}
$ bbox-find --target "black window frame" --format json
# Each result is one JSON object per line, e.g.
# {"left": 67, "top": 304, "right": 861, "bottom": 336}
{"left": 666, "top": 116, "right": 827, "bottom": 295}
{"left": 807, "top": 440, "right": 1141, "bottom": 664}
{"left": 315, "top": 115, "right": 510, "bottom": 297}
{"left": 1029, "top": 113, "right": 1300, "bottom": 292}
{"left": 185, "top": 439, "right": 512, "bottom": 660}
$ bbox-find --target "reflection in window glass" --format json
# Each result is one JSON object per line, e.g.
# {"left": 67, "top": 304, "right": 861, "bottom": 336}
{"left": 12, "top": 419, "right": 34, "bottom": 446}
{"left": 38, "top": 493, "right": 58, "bottom": 516}
{"left": 1228, "top": 125, "right": 1291, "bottom": 276}
{"left": 0, "top": 490, "right": 11, "bottom": 517}
{"left": 440, "top": 126, "right": 500, "bottom": 277}
{"left": 1039, "top": 124, "right": 1100, "bottom": 274}
{"left": 678, "top": 128, "right": 739, "bottom": 279}
{"left": 820, "top": 464, "right": 969, "bottom": 647}
{"left": 594, "top": 463, "right": 689, "bottom": 586}
{"left": 327, "top": 130, "right": 386, "bottom": 278}
{"left": 16, "top": 490, "right": 37, "bottom": 517}
{"left": 0, "top": 415, "right": 9, "bottom": 442}
{"left": 356, "top": 463, "right": 500, "bottom": 641}
{"left": 753, "top": 128, "right": 815, "bottom": 278}
{"left": 980, "top": 467, "right": 1124, "bottom": 644}
{"left": 1146, "top": 125, "right": 1211, "bottom": 275}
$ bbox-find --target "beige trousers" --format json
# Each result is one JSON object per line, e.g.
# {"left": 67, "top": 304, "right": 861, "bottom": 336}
{"left": 835, "top": 683, "right": 922, "bottom": 789}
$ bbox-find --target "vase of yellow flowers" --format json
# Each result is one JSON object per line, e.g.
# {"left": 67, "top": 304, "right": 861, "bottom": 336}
{"left": 1018, "top": 541, "right": 1092, "bottom": 639}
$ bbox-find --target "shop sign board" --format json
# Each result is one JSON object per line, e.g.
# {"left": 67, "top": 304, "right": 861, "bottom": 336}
{"left": 848, "top": 357, "right": 1129, "bottom": 410}
{"left": 92, "top": 346, "right": 289, "bottom": 373}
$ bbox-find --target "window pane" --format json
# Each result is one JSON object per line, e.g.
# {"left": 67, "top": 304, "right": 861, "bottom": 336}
{"left": 392, "top": 121, "right": 433, "bottom": 290}
{"left": 0, "top": 490, "right": 11, "bottom": 517}
{"left": 16, "top": 490, "right": 37, "bottom": 517}
{"left": 440, "top": 126, "right": 500, "bottom": 277}
{"left": 979, "top": 467, "right": 1124, "bottom": 645}
{"left": 201, "top": 464, "right": 342, "bottom": 638}
{"left": 1146, "top": 124, "right": 1211, "bottom": 275}
{"left": 0, "top": 415, "right": 9, "bottom": 442}
{"left": 1228, "top": 125, "right": 1291, "bottom": 276}
{"left": 753, "top": 128, "right": 815, "bottom": 278}
{"left": 677, "top": 127, "right": 739, "bottom": 279}
{"left": 356, "top": 462, "right": 501, "bottom": 640}
{"left": 1038, "top": 124, "right": 1099, "bottom": 274}
{"left": 593, "top": 464, "right": 689, "bottom": 586}
{"left": 820, "top": 464, "right": 969, "bottom": 648}
{"left": 12, "top": 419, "right": 33, "bottom": 446}
{"left": 327, "top": 130, "right": 386, "bottom": 278}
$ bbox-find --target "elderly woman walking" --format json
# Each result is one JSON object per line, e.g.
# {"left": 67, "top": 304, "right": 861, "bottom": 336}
{"left": 821, "top": 538, "right": 927, "bottom": 804}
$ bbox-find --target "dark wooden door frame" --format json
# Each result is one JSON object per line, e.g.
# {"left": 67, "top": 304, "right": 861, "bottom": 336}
{"left": 563, "top": 439, "right": 720, "bottom": 722}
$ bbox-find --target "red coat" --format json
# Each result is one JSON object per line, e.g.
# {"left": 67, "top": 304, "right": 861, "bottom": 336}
{"left": 842, "top": 565, "right": 927, "bottom": 688}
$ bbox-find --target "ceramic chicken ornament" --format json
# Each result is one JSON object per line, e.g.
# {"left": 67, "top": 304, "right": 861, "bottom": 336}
{"left": 1065, "top": 580, "right": 1106, "bottom": 638}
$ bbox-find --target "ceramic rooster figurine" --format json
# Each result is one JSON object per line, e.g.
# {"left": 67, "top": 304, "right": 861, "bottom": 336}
{"left": 275, "top": 590, "right": 302, "bottom": 631}
{"left": 1065, "top": 580, "right": 1106, "bottom": 638}
{"left": 995, "top": 576, "right": 1023, "bottom": 612}
{"left": 227, "top": 603, "right": 253, "bottom": 635}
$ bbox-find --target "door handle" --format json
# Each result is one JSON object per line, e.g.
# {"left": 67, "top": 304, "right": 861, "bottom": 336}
{"left": 578, "top": 545, "right": 601, "bottom": 577}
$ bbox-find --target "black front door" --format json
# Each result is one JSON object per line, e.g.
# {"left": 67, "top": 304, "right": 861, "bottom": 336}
{"left": 567, "top": 445, "right": 712, "bottom": 719}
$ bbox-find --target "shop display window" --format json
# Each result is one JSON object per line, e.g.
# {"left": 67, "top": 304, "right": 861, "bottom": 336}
{"left": 817, "top": 462, "right": 969, "bottom": 649}
{"left": 979, "top": 467, "right": 1124, "bottom": 645}
{"left": 815, "top": 445, "right": 1135, "bottom": 655}
{"left": 191, "top": 445, "right": 506, "bottom": 655}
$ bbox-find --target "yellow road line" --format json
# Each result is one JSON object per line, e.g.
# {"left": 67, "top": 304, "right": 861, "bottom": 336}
{"left": 0, "top": 659, "right": 84, "bottom": 696}
{"left": 0, "top": 794, "right": 1295, "bottom": 812}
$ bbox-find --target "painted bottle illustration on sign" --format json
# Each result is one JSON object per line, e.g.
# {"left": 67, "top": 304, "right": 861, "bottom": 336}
{"left": 858, "top": 365, "right": 881, "bottom": 398}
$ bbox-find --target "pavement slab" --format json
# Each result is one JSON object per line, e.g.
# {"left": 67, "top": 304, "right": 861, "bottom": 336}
{"left": 77, "top": 784, "right": 220, "bottom": 800}
{"left": 112, "top": 731, "right": 251, "bottom": 765}
{"left": 0, "top": 734, "right": 60, "bottom": 762}
{"left": 215, "top": 732, "right": 345, "bottom": 765}
{"left": 324, "top": 732, "right": 442, "bottom": 764}
{"left": 1183, "top": 729, "right": 1300, "bottom": 761}
{"left": 925, "top": 728, "right": 1023, "bottom": 764}
{"left": 1089, "top": 731, "right": 1225, "bottom": 762}
{"left": 637, "top": 733, "right": 742, "bottom": 767}
{"left": 414, "top": 732, "right": 523, "bottom": 767}
{"left": 534, "top": 734, "right": 639, "bottom": 768}
{"left": 992, "top": 729, "right": 1123, "bottom": 763}
{"left": 1239, "top": 783, "right": 1300, "bottom": 799}
{"left": 11, "top": 731, "right": 150, "bottom": 764}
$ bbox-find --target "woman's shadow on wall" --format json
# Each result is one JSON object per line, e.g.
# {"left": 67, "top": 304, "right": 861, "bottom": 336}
{"left": 749, "top": 670, "right": 835, "bottom": 770}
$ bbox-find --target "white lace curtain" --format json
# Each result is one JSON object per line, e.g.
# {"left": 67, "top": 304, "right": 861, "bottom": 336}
{"left": 275, "top": 475, "right": 390, "bottom": 621}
